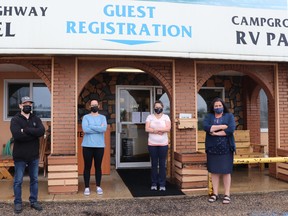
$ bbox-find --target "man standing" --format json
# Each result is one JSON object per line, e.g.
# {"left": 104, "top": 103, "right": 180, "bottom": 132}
{"left": 10, "top": 96, "right": 45, "bottom": 214}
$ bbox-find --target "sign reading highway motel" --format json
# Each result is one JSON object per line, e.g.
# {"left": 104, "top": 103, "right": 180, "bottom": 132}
{"left": 1, "top": 0, "right": 288, "bottom": 62}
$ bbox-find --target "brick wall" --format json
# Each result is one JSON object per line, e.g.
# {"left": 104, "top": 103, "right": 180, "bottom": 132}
{"left": 174, "top": 59, "right": 197, "bottom": 153}
{"left": 52, "top": 57, "right": 77, "bottom": 155}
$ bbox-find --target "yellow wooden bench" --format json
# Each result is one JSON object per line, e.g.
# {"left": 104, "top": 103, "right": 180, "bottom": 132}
{"left": 198, "top": 130, "right": 265, "bottom": 169}
{"left": 0, "top": 155, "right": 14, "bottom": 179}
{"left": 0, "top": 135, "right": 50, "bottom": 179}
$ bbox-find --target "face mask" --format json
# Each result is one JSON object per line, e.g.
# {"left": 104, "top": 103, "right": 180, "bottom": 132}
{"left": 22, "top": 105, "right": 32, "bottom": 114}
{"left": 154, "top": 108, "right": 163, "bottom": 114}
{"left": 91, "top": 106, "right": 99, "bottom": 113}
{"left": 214, "top": 107, "right": 224, "bottom": 114}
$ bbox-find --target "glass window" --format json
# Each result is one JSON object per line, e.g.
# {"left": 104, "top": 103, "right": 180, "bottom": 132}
{"left": 197, "top": 87, "right": 224, "bottom": 130}
{"left": 156, "top": 88, "right": 170, "bottom": 116}
{"left": 260, "top": 89, "right": 268, "bottom": 129}
{"left": 8, "top": 83, "right": 29, "bottom": 117}
{"left": 5, "top": 80, "right": 51, "bottom": 120}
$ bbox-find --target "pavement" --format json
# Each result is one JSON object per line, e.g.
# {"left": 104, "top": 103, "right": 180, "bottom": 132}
{"left": 0, "top": 191, "right": 287, "bottom": 216}
{"left": 0, "top": 167, "right": 287, "bottom": 215}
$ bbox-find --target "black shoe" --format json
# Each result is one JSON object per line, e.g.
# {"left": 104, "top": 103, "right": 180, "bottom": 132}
{"left": 31, "top": 202, "right": 43, "bottom": 211}
{"left": 14, "top": 203, "right": 22, "bottom": 214}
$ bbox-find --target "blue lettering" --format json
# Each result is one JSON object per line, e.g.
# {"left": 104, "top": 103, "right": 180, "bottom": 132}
{"left": 116, "top": 22, "right": 125, "bottom": 34}
{"left": 162, "top": 25, "right": 167, "bottom": 36}
{"left": 137, "top": 6, "right": 146, "bottom": 18}
{"left": 103, "top": 5, "right": 114, "bottom": 16}
{"left": 115, "top": 5, "right": 126, "bottom": 17}
{"left": 66, "top": 21, "right": 77, "bottom": 33}
{"left": 88, "top": 22, "right": 98, "bottom": 34}
{"left": 146, "top": 6, "right": 156, "bottom": 18}
{"left": 127, "top": 23, "right": 136, "bottom": 35}
{"left": 181, "top": 26, "right": 192, "bottom": 38}
{"left": 168, "top": 25, "right": 180, "bottom": 37}
{"left": 103, "top": 4, "right": 155, "bottom": 18}
{"left": 66, "top": 21, "right": 192, "bottom": 38}
{"left": 79, "top": 21, "right": 87, "bottom": 33}
{"left": 106, "top": 22, "right": 115, "bottom": 34}
{"left": 139, "top": 24, "right": 150, "bottom": 36}
{"left": 127, "top": 6, "right": 135, "bottom": 17}
{"left": 152, "top": 24, "right": 161, "bottom": 36}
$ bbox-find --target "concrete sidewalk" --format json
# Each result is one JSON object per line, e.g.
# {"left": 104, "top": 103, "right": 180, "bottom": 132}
{"left": 0, "top": 167, "right": 287, "bottom": 202}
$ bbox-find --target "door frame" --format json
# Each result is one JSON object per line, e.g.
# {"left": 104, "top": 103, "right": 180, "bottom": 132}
{"left": 116, "top": 85, "right": 156, "bottom": 169}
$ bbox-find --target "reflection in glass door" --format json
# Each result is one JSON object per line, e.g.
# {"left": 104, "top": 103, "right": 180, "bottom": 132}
{"left": 116, "top": 86, "right": 152, "bottom": 168}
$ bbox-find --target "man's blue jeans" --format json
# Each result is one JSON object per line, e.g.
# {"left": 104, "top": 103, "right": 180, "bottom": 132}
{"left": 148, "top": 145, "right": 168, "bottom": 187}
{"left": 14, "top": 159, "right": 39, "bottom": 205}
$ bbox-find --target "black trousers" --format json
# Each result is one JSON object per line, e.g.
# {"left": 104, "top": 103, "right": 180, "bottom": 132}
{"left": 82, "top": 147, "right": 104, "bottom": 188}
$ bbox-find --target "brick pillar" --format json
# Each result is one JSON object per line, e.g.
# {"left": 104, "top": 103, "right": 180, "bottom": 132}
{"left": 48, "top": 57, "right": 78, "bottom": 194}
{"left": 174, "top": 59, "right": 197, "bottom": 153}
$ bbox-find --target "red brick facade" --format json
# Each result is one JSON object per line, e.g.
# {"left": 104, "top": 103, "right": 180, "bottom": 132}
{"left": 1, "top": 57, "right": 287, "bottom": 192}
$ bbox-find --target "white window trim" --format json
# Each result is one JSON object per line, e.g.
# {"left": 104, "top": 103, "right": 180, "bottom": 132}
{"left": 200, "top": 87, "right": 225, "bottom": 101}
{"left": 3, "top": 79, "right": 51, "bottom": 121}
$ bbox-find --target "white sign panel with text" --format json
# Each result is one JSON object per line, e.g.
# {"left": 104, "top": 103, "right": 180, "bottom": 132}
{"left": 0, "top": 0, "right": 288, "bottom": 61}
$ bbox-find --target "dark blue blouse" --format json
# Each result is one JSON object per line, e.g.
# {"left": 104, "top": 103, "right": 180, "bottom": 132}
{"left": 203, "top": 112, "right": 236, "bottom": 152}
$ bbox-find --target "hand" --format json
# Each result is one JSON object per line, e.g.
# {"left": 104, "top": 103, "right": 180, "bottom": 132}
{"left": 210, "top": 131, "right": 217, "bottom": 136}
{"left": 23, "top": 127, "right": 31, "bottom": 134}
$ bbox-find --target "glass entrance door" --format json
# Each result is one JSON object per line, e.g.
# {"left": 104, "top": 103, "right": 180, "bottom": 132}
{"left": 116, "top": 86, "right": 153, "bottom": 168}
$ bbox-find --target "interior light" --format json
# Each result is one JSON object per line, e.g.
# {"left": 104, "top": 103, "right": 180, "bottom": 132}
{"left": 105, "top": 67, "right": 144, "bottom": 73}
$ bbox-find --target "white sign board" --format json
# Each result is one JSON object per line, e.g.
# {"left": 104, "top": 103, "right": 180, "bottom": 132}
{"left": 1, "top": 0, "right": 288, "bottom": 62}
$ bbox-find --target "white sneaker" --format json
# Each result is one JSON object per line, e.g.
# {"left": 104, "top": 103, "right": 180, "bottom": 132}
{"left": 84, "top": 188, "right": 90, "bottom": 196}
{"left": 159, "top": 186, "right": 166, "bottom": 191}
{"left": 96, "top": 187, "right": 103, "bottom": 195}
{"left": 151, "top": 185, "right": 157, "bottom": 191}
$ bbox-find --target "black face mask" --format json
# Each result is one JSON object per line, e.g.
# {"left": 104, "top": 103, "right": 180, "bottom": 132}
{"left": 154, "top": 108, "right": 163, "bottom": 114}
{"left": 23, "top": 105, "right": 32, "bottom": 114}
{"left": 91, "top": 106, "right": 99, "bottom": 113}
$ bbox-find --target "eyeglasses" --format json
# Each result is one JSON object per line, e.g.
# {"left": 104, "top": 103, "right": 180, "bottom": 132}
{"left": 155, "top": 107, "right": 162, "bottom": 109}
{"left": 91, "top": 105, "right": 98, "bottom": 107}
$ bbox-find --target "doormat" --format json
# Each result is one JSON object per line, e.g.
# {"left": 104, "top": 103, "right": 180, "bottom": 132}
{"left": 117, "top": 169, "right": 185, "bottom": 197}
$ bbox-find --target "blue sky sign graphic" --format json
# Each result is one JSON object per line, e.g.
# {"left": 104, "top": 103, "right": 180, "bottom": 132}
{"left": 136, "top": 0, "right": 287, "bottom": 10}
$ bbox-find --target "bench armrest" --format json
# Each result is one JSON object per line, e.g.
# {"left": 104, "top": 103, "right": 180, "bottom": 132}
{"left": 250, "top": 144, "right": 266, "bottom": 153}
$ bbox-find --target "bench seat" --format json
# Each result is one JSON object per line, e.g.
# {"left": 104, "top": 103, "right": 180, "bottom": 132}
{"left": 0, "top": 155, "right": 14, "bottom": 179}
{"left": 197, "top": 130, "right": 265, "bottom": 169}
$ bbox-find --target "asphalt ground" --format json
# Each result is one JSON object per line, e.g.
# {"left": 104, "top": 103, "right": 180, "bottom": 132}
{"left": 0, "top": 191, "right": 287, "bottom": 216}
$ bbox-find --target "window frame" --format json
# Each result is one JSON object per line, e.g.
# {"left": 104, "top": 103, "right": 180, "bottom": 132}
{"left": 259, "top": 89, "right": 268, "bottom": 131}
{"left": 197, "top": 87, "right": 225, "bottom": 130}
{"left": 4, "top": 79, "right": 51, "bottom": 121}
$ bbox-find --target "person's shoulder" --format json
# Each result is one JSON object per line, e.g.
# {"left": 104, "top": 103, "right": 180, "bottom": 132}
{"left": 11, "top": 113, "right": 22, "bottom": 120}
{"left": 30, "top": 113, "right": 42, "bottom": 120}
{"left": 225, "top": 112, "right": 233, "bottom": 117}
{"left": 163, "top": 114, "right": 171, "bottom": 120}
{"left": 205, "top": 113, "right": 213, "bottom": 118}
{"left": 82, "top": 113, "right": 90, "bottom": 118}
{"left": 99, "top": 114, "right": 107, "bottom": 119}
{"left": 146, "top": 114, "right": 153, "bottom": 120}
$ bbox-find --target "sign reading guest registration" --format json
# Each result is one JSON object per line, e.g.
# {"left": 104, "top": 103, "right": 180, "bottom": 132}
{"left": 1, "top": 0, "right": 288, "bottom": 62}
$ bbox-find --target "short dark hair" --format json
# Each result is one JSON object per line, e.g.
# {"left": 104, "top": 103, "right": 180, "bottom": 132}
{"left": 154, "top": 100, "right": 164, "bottom": 108}
{"left": 208, "top": 98, "right": 229, "bottom": 113}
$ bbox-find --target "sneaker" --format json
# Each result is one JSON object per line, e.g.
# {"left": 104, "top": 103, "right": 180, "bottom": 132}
{"left": 96, "top": 187, "right": 103, "bottom": 195}
{"left": 151, "top": 185, "right": 157, "bottom": 191}
{"left": 30, "top": 202, "right": 43, "bottom": 211}
{"left": 14, "top": 203, "right": 22, "bottom": 214}
{"left": 84, "top": 187, "right": 90, "bottom": 196}
{"left": 159, "top": 186, "right": 166, "bottom": 191}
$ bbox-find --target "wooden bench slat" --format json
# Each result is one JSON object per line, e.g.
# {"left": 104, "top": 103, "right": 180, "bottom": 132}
{"left": 197, "top": 130, "right": 265, "bottom": 169}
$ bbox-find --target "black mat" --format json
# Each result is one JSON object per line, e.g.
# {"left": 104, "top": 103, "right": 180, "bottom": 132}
{"left": 117, "top": 169, "right": 185, "bottom": 197}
